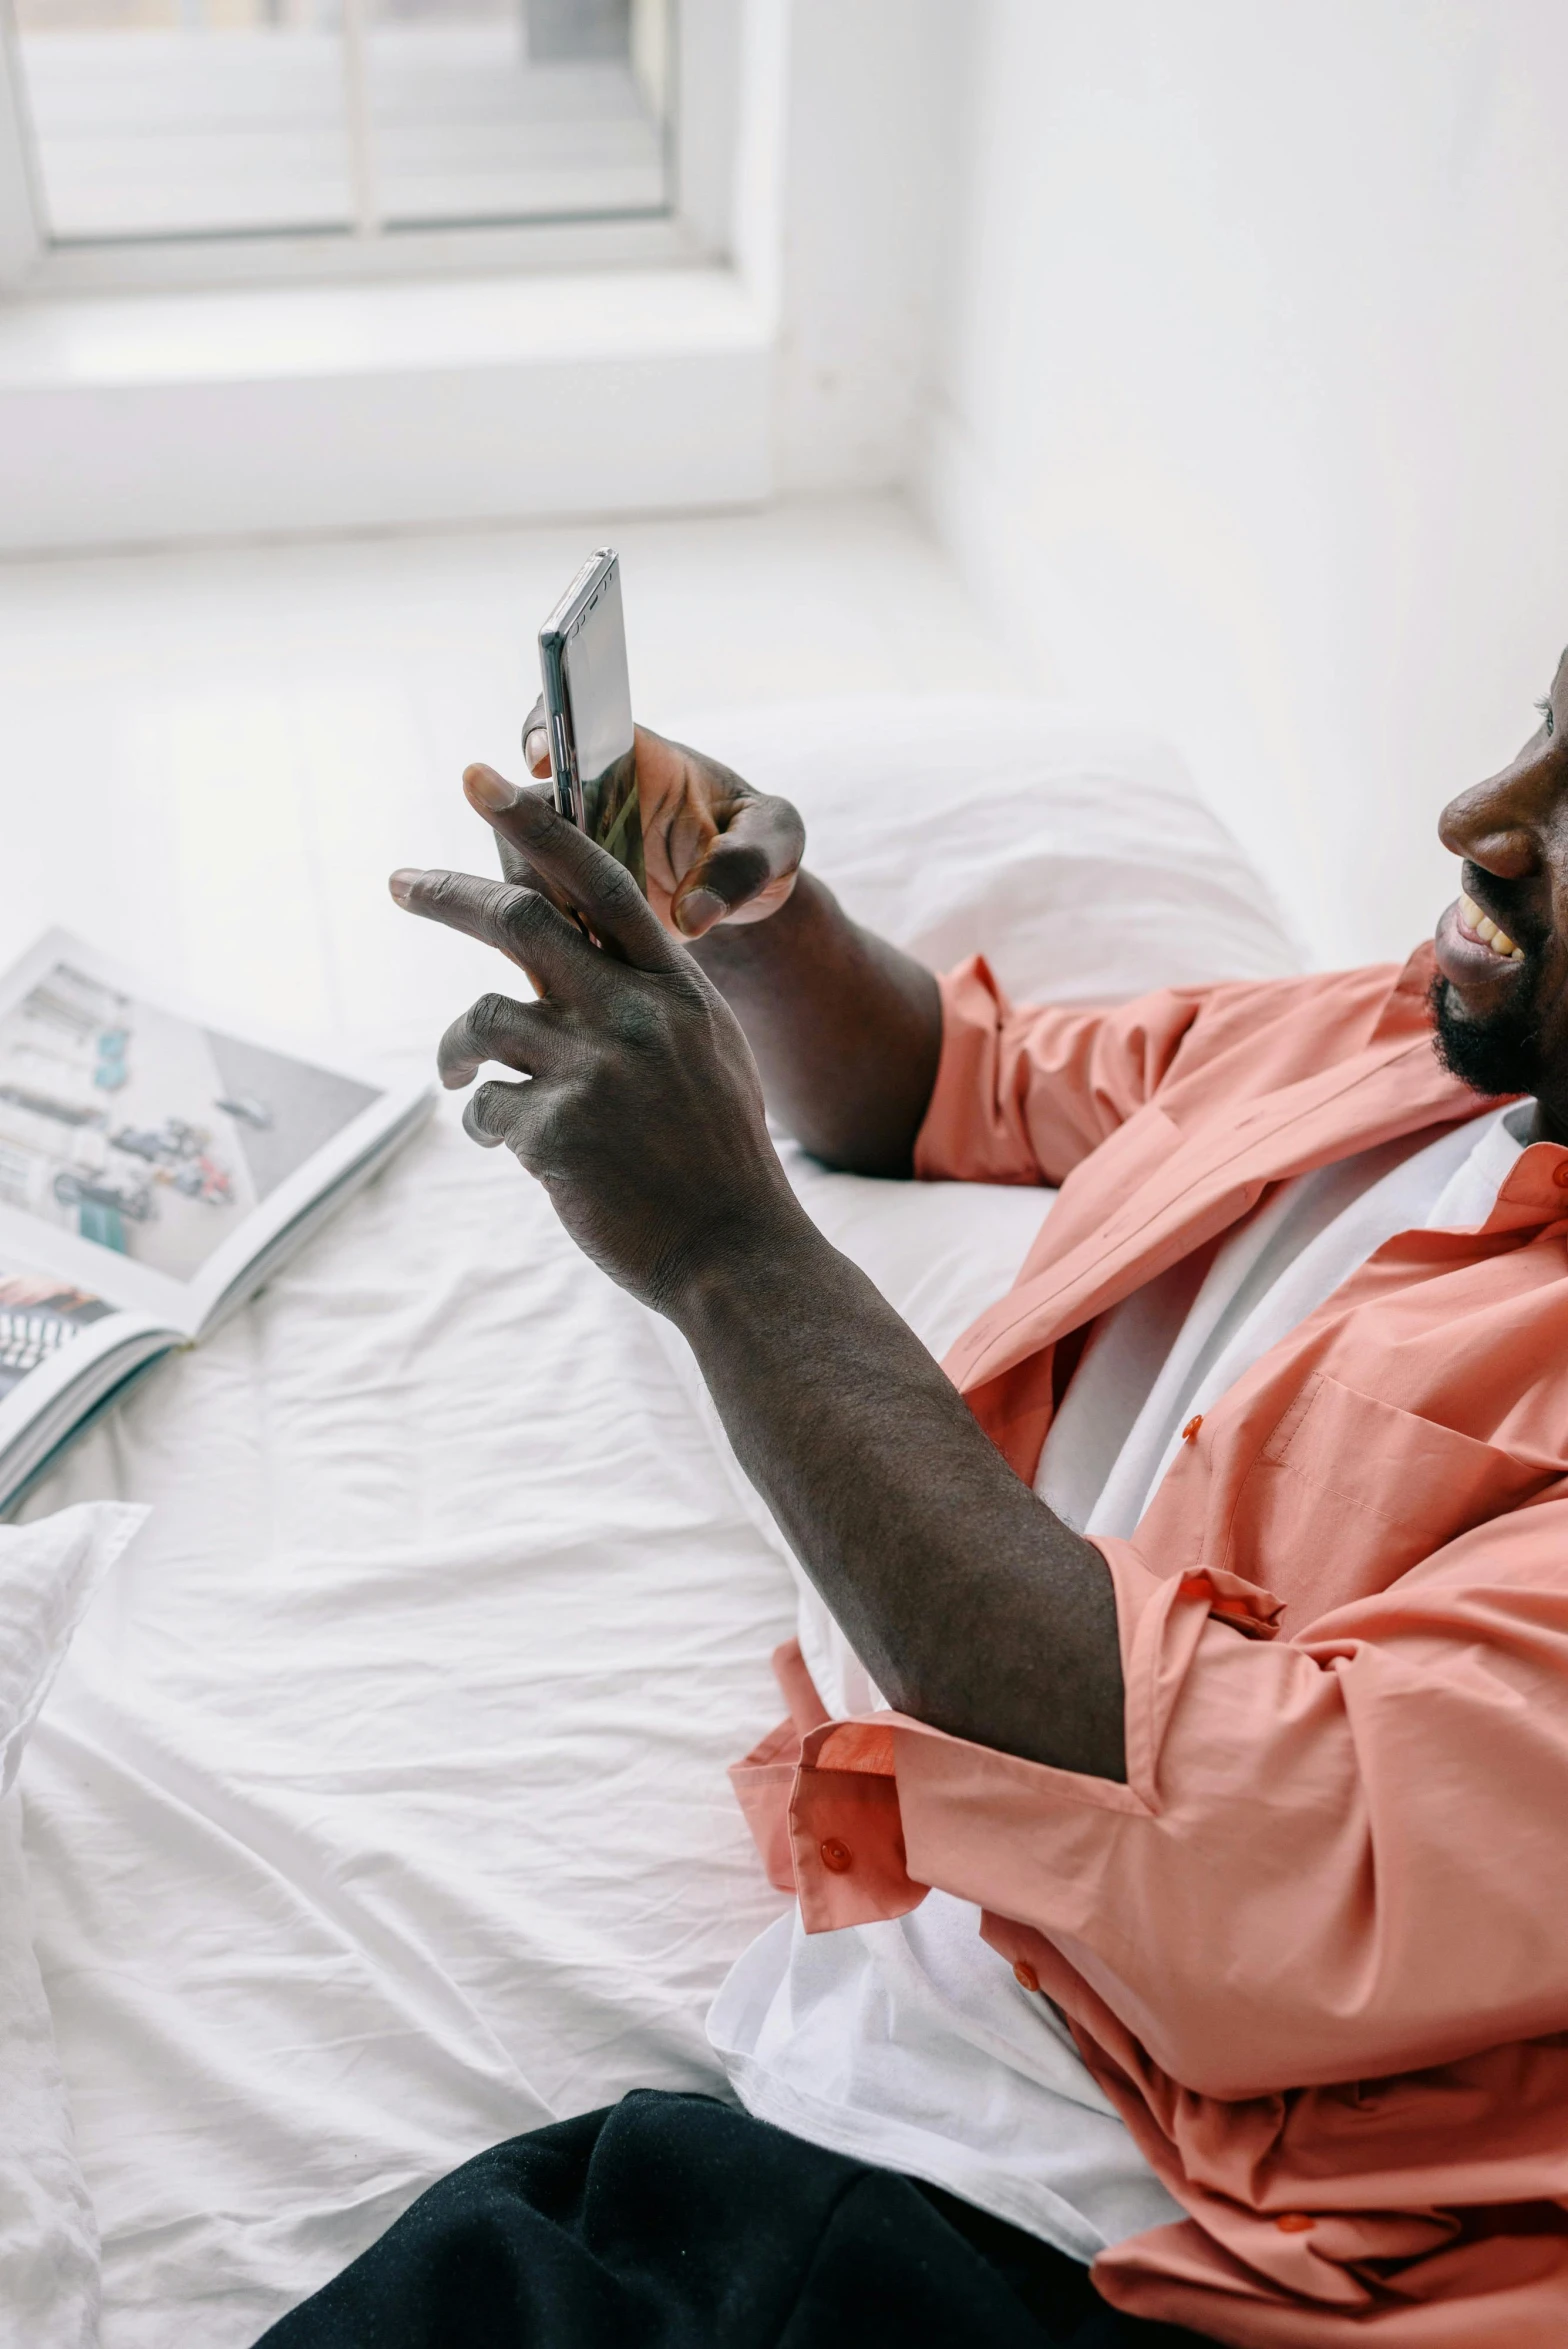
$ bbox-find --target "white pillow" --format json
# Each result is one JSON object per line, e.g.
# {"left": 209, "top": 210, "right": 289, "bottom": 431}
{"left": 0, "top": 1505, "right": 148, "bottom": 1794}
{"left": 0, "top": 1501, "right": 147, "bottom": 2349}
{"left": 664, "top": 695, "right": 1304, "bottom": 1003}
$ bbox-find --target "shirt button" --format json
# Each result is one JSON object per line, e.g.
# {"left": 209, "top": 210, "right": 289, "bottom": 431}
{"left": 1012, "top": 1960, "right": 1040, "bottom": 1993}
{"left": 819, "top": 1838, "right": 852, "bottom": 1874}
{"left": 1275, "top": 2213, "right": 1316, "bottom": 2234}
{"left": 1553, "top": 1162, "right": 1568, "bottom": 1190}
{"left": 1181, "top": 1414, "right": 1204, "bottom": 1443}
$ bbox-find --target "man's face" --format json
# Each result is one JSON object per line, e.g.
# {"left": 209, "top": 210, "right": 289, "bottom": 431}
{"left": 1432, "top": 647, "right": 1568, "bottom": 1135}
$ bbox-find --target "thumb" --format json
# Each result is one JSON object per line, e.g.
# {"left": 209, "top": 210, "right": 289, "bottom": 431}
{"left": 671, "top": 793, "right": 806, "bottom": 939}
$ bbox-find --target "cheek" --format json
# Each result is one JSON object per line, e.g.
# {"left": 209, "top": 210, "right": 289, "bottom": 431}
{"left": 1529, "top": 944, "right": 1568, "bottom": 1047}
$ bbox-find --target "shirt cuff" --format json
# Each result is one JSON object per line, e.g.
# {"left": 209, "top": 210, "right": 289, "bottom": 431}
{"left": 913, "top": 956, "right": 1042, "bottom": 1186}
{"left": 787, "top": 1541, "right": 1281, "bottom": 1933}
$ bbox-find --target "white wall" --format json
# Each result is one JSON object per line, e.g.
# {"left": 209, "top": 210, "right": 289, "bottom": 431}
{"left": 771, "top": 0, "right": 964, "bottom": 494}
{"left": 922, "top": 0, "right": 1568, "bottom": 966}
{"left": 0, "top": 0, "right": 961, "bottom": 551}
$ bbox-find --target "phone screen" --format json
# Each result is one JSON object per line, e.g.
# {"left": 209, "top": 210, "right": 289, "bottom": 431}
{"left": 560, "top": 562, "right": 646, "bottom": 893}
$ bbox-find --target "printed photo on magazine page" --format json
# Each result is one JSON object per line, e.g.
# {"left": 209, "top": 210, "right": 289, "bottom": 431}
{"left": 0, "top": 1271, "right": 114, "bottom": 1405}
{"left": 0, "top": 953, "right": 383, "bottom": 1281}
{"left": 0, "top": 1258, "right": 171, "bottom": 1521}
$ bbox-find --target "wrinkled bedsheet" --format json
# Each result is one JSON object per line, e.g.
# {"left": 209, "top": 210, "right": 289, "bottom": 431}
{"left": 19, "top": 1111, "right": 1047, "bottom": 2348}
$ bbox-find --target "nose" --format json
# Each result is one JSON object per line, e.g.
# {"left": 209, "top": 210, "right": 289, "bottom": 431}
{"left": 1439, "top": 740, "right": 1562, "bottom": 880}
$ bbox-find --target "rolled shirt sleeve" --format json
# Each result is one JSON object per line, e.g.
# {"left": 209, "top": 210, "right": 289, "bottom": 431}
{"left": 785, "top": 1500, "right": 1568, "bottom": 2103}
{"left": 912, "top": 956, "right": 1208, "bottom": 1189}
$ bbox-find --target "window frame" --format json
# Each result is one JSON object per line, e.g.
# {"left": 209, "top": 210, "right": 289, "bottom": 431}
{"left": 0, "top": 10, "right": 42, "bottom": 287}
{"left": 0, "top": 0, "right": 740, "bottom": 298}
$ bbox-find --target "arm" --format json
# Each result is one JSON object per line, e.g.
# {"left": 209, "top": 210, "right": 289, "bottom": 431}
{"left": 394, "top": 773, "right": 1125, "bottom": 1780}
{"left": 686, "top": 872, "right": 941, "bottom": 1177}
{"left": 676, "top": 1213, "right": 1124, "bottom": 1777}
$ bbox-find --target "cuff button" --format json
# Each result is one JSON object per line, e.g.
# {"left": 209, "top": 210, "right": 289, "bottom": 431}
{"left": 820, "top": 1838, "right": 853, "bottom": 1874}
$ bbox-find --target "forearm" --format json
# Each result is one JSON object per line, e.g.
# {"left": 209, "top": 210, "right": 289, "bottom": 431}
{"left": 671, "top": 1210, "right": 1126, "bottom": 1778}
{"left": 687, "top": 872, "right": 942, "bottom": 1177}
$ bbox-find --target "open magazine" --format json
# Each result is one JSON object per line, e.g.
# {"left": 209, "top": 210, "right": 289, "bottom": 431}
{"left": 0, "top": 930, "right": 435, "bottom": 1515}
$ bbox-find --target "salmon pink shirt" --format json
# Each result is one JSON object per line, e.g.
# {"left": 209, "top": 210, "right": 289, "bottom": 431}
{"left": 730, "top": 944, "right": 1568, "bottom": 2347}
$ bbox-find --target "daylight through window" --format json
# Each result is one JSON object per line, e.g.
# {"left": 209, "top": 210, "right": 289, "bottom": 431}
{"left": 7, "top": 0, "right": 671, "bottom": 245}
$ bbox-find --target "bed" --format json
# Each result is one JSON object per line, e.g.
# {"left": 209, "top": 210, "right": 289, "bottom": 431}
{"left": 10, "top": 698, "right": 1299, "bottom": 2348}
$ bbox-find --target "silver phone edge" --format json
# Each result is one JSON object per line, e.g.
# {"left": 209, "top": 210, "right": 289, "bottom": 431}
{"left": 535, "top": 546, "right": 618, "bottom": 831}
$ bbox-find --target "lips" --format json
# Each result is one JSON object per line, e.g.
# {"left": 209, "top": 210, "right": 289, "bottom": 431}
{"left": 1433, "top": 892, "right": 1532, "bottom": 997}
{"left": 1456, "top": 890, "right": 1525, "bottom": 961}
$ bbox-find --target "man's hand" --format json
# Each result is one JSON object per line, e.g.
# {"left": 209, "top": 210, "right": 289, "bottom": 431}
{"left": 390, "top": 768, "right": 807, "bottom": 1313}
{"left": 518, "top": 701, "right": 804, "bottom": 941}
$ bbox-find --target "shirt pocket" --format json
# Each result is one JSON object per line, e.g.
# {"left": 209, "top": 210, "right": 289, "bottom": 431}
{"left": 1224, "top": 1372, "right": 1558, "bottom": 1625}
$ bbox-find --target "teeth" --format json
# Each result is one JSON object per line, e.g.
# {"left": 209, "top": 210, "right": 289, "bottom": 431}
{"left": 1459, "top": 892, "right": 1525, "bottom": 960}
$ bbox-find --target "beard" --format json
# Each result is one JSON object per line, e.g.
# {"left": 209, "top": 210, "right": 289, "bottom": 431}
{"left": 1428, "top": 970, "right": 1542, "bottom": 1099}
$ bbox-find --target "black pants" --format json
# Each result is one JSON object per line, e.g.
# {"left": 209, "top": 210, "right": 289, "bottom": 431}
{"left": 256, "top": 2091, "right": 1211, "bottom": 2348}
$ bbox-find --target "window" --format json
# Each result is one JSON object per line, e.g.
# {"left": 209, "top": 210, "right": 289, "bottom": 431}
{"left": 0, "top": 0, "right": 698, "bottom": 284}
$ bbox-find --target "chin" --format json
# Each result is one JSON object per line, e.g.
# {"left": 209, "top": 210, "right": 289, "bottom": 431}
{"left": 1428, "top": 973, "right": 1541, "bottom": 1099}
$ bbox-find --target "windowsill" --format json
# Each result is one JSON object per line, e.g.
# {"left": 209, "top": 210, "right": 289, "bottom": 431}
{"left": 0, "top": 262, "right": 777, "bottom": 552}
{"left": 0, "top": 261, "right": 770, "bottom": 391}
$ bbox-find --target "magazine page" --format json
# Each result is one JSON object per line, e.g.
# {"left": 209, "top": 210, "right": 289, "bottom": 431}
{"left": 0, "top": 1266, "right": 170, "bottom": 1500}
{"left": 0, "top": 931, "right": 433, "bottom": 1335}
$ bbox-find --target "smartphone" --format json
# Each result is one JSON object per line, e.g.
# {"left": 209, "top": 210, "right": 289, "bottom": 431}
{"left": 534, "top": 549, "right": 646, "bottom": 895}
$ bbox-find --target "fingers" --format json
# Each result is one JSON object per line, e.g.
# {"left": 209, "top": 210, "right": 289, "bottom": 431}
{"left": 669, "top": 791, "right": 806, "bottom": 939}
{"left": 460, "top": 764, "right": 681, "bottom": 971}
{"left": 388, "top": 865, "right": 598, "bottom": 995}
{"left": 437, "top": 990, "right": 567, "bottom": 1090}
{"left": 463, "top": 1078, "right": 532, "bottom": 1153}
{"left": 463, "top": 1074, "right": 561, "bottom": 1171}
{"left": 521, "top": 696, "right": 551, "bottom": 780}
{"left": 490, "top": 778, "right": 571, "bottom": 905}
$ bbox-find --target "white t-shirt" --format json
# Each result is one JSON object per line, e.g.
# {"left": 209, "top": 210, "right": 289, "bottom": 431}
{"left": 709, "top": 1101, "right": 1533, "bottom": 2261}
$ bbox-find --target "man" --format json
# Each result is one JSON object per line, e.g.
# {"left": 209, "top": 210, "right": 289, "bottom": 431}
{"left": 264, "top": 661, "right": 1568, "bottom": 2348}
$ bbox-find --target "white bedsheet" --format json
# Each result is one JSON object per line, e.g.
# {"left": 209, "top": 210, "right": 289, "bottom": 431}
{"left": 14, "top": 696, "right": 1299, "bottom": 2346}
{"left": 17, "top": 1110, "right": 1049, "bottom": 2348}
